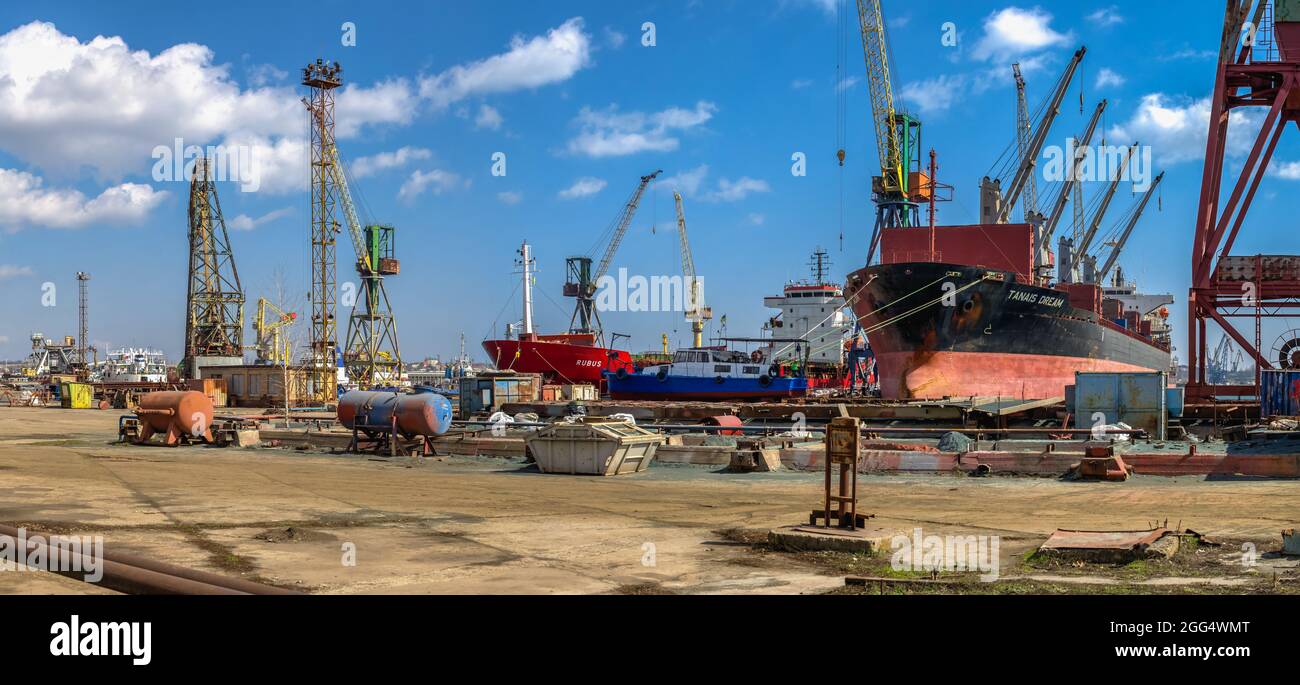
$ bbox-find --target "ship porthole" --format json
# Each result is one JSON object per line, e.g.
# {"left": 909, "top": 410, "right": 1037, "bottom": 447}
{"left": 714, "top": 376, "right": 725, "bottom": 384}
{"left": 962, "top": 300, "right": 974, "bottom": 312}
{"left": 656, "top": 368, "right": 669, "bottom": 381}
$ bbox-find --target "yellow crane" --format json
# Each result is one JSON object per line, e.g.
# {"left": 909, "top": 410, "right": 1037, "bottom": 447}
{"left": 254, "top": 298, "right": 297, "bottom": 366}
{"left": 673, "top": 191, "right": 712, "bottom": 348}
{"left": 854, "top": 0, "right": 928, "bottom": 261}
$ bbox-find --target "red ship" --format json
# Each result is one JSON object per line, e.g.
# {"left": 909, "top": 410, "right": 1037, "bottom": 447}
{"left": 482, "top": 333, "right": 632, "bottom": 385}
{"left": 480, "top": 241, "right": 634, "bottom": 385}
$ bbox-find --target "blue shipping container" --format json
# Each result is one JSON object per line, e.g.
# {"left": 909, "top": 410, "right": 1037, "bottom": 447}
{"left": 1260, "top": 369, "right": 1300, "bottom": 418}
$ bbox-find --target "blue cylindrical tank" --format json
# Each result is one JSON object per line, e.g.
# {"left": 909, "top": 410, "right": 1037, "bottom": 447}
{"left": 337, "top": 390, "right": 453, "bottom": 437}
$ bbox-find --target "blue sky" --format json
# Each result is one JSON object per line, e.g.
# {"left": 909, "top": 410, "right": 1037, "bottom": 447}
{"left": 0, "top": 1, "right": 1295, "bottom": 366}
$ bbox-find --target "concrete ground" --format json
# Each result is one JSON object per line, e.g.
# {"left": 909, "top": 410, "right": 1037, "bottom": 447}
{"left": 1, "top": 406, "right": 1297, "bottom": 594}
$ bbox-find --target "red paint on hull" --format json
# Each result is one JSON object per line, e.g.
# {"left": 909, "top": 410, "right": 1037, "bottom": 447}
{"left": 482, "top": 337, "right": 632, "bottom": 384}
{"left": 875, "top": 350, "right": 1159, "bottom": 400}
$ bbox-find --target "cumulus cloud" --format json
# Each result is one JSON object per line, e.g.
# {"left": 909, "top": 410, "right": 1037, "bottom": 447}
{"left": 475, "top": 104, "right": 503, "bottom": 130}
{"left": 228, "top": 206, "right": 292, "bottom": 231}
{"left": 566, "top": 101, "right": 717, "bottom": 158}
{"left": 900, "top": 74, "right": 967, "bottom": 114}
{"left": 603, "top": 26, "right": 626, "bottom": 49}
{"left": 0, "top": 264, "right": 35, "bottom": 279}
{"left": 0, "top": 167, "right": 167, "bottom": 230}
{"left": 350, "top": 146, "right": 433, "bottom": 178}
{"left": 419, "top": 18, "right": 592, "bottom": 109}
{"left": 1095, "top": 67, "right": 1126, "bottom": 89}
{"left": 661, "top": 164, "right": 770, "bottom": 202}
{"left": 398, "top": 168, "right": 464, "bottom": 200}
{"left": 497, "top": 190, "right": 523, "bottom": 205}
{"left": 559, "top": 176, "right": 607, "bottom": 199}
{"left": 1109, "top": 93, "right": 1257, "bottom": 165}
{"left": 972, "top": 7, "right": 1070, "bottom": 61}
{"left": 1087, "top": 6, "right": 1124, "bottom": 27}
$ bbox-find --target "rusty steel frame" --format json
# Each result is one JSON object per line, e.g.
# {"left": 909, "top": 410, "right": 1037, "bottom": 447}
{"left": 1188, "top": 1, "right": 1300, "bottom": 399}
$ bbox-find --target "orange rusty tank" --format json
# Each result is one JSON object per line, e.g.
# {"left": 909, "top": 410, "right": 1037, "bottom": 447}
{"left": 135, "top": 391, "right": 214, "bottom": 446}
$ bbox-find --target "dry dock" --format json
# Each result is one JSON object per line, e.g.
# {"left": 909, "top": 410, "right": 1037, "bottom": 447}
{"left": 2, "top": 406, "right": 1298, "bottom": 595}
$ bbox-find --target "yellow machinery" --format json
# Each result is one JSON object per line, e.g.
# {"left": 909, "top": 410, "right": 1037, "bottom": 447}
{"left": 672, "top": 191, "right": 712, "bottom": 348}
{"left": 254, "top": 298, "right": 297, "bottom": 366}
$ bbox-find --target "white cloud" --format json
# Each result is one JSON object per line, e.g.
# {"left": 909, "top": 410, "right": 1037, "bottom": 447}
{"left": 900, "top": 74, "right": 967, "bottom": 114}
{"left": 497, "top": 190, "right": 523, "bottom": 205}
{"left": 603, "top": 26, "right": 626, "bottom": 49}
{"left": 566, "top": 101, "right": 717, "bottom": 158}
{"left": 788, "top": 0, "right": 836, "bottom": 16}
{"left": 835, "top": 76, "right": 860, "bottom": 92}
{"left": 660, "top": 165, "right": 709, "bottom": 197}
{"left": 1272, "top": 161, "right": 1300, "bottom": 179}
{"left": 0, "top": 264, "right": 34, "bottom": 279}
{"left": 1087, "top": 6, "right": 1124, "bottom": 27}
{"left": 1095, "top": 67, "right": 1126, "bottom": 89}
{"left": 246, "top": 63, "right": 287, "bottom": 87}
{"left": 475, "top": 104, "right": 503, "bottom": 130}
{"left": 398, "top": 169, "right": 465, "bottom": 201}
{"left": 1160, "top": 47, "right": 1217, "bottom": 62}
{"left": 710, "top": 177, "right": 771, "bottom": 202}
{"left": 747, "top": 213, "right": 765, "bottom": 226}
{"left": 228, "top": 206, "right": 292, "bottom": 231}
{"left": 791, "top": 78, "right": 813, "bottom": 90}
{"left": 419, "top": 18, "right": 592, "bottom": 109}
{"left": 336, "top": 78, "right": 420, "bottom": 138}
{"left": 559, "top": 176, "right": 607, "bottom": 199}
{"left": 0, "top": 167, "right": 166, "bottom": 230}
{"left": 972, "top": 7, "right": 1070, "bottom": 61}
{"left": 661, "top": 164, "right": 769, "bottom": 203}
{"left": 350, "top": 146, "right": 433, "bottom": 178}
{"left": 1109, "top": 93, "right": 1256, "bottom": 165}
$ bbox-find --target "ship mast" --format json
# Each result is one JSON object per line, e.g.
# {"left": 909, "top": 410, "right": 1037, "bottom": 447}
{"left": 518, "top": 241, "right": 535, "bottom": 336}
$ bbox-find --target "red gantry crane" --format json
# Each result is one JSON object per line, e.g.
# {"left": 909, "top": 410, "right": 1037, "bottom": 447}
{"left": 1187, "top": 0, "right": 1300, "bottom": 398}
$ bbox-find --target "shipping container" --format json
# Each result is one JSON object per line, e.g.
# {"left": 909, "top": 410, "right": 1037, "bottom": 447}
{"left": 1074, "top": 371, "right": 1168, "bottom": 439}
{"left": 1260, "top": 369, "right": 1300, "bottom": 418}
{"left": 458, "top": 373, "right": 541, "bottom": 417}
{"left": 59, "top": 382, "right": 93, "bottom": 409}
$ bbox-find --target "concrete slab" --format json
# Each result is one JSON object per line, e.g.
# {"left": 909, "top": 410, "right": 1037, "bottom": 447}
{"left": 768, "top": 525, "right": 900, "bottom": 554}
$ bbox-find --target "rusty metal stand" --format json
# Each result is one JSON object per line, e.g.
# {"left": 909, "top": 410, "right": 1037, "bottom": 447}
{"left": 811, "top": 416, "right": 870, "bottom": 529}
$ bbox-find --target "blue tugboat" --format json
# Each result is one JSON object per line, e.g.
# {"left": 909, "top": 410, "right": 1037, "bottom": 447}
{"left": 604, "top": 348, "right": 808, "bottom": 401}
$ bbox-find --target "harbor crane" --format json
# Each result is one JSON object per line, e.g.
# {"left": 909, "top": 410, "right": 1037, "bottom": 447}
{"left": 564, "top": 170, "right": 662, "bottom": 347}
{"left": 1066, "top": 143, "right": 1138, "bottom": 280}
{"left": 1013, "top": 63, "right": 1039, "bottom": 224}
{"left": 303, "top": 59, "right": 401, "bottom": 391}
{"left": 981, "top": 48, "right": 1087, "bottom": 226}
{"left": 672, "top": 191, "right": 713, "bottom": 348}
{"left": 253, "top": 298, "right": 297, "bottom": 366}
{"left": 855, "top": 0, "right": 928, "bottom": 263}
{"left": 1096, "top": 171, "right": 1166, "bottom": 283}
{"left": 1037, "top": 100, "right": 1107, "bottom": 272}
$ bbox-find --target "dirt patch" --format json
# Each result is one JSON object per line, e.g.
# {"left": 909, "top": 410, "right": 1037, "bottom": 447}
{"left": 253, "top": 527, "right": 339, "bottom": 544}
{"left": 614, "top": 583, "right": 678, "bottom": 595}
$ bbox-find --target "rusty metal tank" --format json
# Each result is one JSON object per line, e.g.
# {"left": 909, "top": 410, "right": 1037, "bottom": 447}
{"left": 135, "top": 390, "right": 214, "bottom": 446}
{"left": 337, "top": 390, "right": 453, "bottom": 437}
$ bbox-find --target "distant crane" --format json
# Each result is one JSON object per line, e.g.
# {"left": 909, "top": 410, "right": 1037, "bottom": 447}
{"left": 982, "top": 48, "right": 1087, "bottom": 226}
{"left": 303, "top": 59, "right": 402, "bottom": 391}
{"left": 76, "top": 272, "right": 90, "bottom": 376}
{"left": 1012, "top": 63, "right": 1039, "bottom": 223}
{"left": 1038, "top": 100, "right": 1107, "bottom": 273}
{"left": 1067, "top": 143, "right": 1138, "bottom": 280}
{"left": 563, "top": 170, "right": 662, "bottom": 346}
{"left": 253, "top": 298, "right": 297, "bottom": 366}
{"left": 672, "top": 191, "right": 712, "bottom": 348}
{"left": 182, "top": 156, "right": 245, "bottom": 378}
{"left": 855, "top": 0, "right": 927, "bottom": 263}
{"left": 1096, "top": 171, "right": 1166, "bottom": 283}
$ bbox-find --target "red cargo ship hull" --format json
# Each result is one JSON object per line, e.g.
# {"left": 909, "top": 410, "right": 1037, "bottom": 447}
{"left": 481, "top": 334, "right": 633, "bottom": 384}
